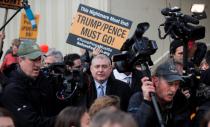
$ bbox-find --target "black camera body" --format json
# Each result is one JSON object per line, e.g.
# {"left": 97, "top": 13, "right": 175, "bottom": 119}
{"left": 112, "top": 22, "right": 158, "bottom": 73}
{"left": 159, "top": 7, "right": 209, "bottom": 106}
{"left": 159, "top": 7, "right": 205, "bottom": 40}
{"left": 41, "top": 62, "right": 84, "bottom": 101}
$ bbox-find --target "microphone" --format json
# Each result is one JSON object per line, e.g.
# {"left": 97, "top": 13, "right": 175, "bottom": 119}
{"left": 24, "top": 4, "right": 37, "bottom": 29}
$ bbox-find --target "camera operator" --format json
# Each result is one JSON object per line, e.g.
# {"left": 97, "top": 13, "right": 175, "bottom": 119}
{"left": 169, "top": 39, "right": 184, "bottom": 74}
{"left": 64, "top": 53, "right": 82, "bottom": 71}
{"left": 157, "top": 6, "right": 208, "bottom": 127}
{"left": 112, "top": 22, "right": 157, "bottom": 95}
{"left": 128, "top": 60, "right": 183, "bottom": 127}
{"left": 168, "top": 39, "right": 196, "bottom": 127}
{"left": 1, "top": 40, "right": 58, "bottom": 127}
{"left": 62, "top": 53, "right": 90, "bottom": 106}
{"left": 169, "top": 38, "right": 208, "bottom": 126}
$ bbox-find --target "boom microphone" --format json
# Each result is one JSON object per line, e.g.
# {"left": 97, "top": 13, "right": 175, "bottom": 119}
{"left": 23, "top": 4, "right": 37, "bottom": 29}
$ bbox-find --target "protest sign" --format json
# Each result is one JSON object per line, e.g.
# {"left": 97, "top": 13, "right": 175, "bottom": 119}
{"left": 19, "top": 13, "right": 39, "bottom": 41}
{"left": 0, "top": 0, "right": 22, "bottom": 10}
{"left": 67, "top": 4, "right": 132, "bottom": 56}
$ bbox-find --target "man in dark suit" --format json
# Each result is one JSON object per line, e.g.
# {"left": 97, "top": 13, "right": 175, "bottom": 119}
{"left": 87, "top": 54, "right": 131, "bottom": 111}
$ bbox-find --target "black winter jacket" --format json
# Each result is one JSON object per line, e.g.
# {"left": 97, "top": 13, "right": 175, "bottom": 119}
{"left": 128, "top": 92, "right": 176, "bottom": 127}
{"left": 1, "top": 67, "right": 57, "bottom": 127}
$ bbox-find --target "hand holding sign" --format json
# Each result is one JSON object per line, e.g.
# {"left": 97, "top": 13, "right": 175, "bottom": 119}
{"left": 92, "top": 47, "right": 102, "bottom": 57}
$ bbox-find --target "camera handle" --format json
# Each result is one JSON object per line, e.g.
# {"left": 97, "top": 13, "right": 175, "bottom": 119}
{"left": 158, "top": 23, "right": 175, "bottom": 40}
{"left": 183, "top": 39, "right": 189, "bottom": 76}
{"left": 150, "top": 93, "right": 165, "bottom": 127}
{"left": 140, "top": 63, "right": 165, "bottom": 127}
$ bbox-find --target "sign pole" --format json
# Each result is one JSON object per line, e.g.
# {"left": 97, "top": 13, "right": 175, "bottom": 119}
{"left": 0, "top": 8, "right": 9, "bottom": 55}
{"left": 0, "top": 7, "right": 23, "bottom": 31}
{"left": 2, "top": 8, "right": 8, "bottom": 32}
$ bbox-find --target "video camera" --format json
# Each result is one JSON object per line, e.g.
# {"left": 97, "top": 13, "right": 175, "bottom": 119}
{"left": 159, "top": 6, "right": 206, "bottom": 73}
{"left": 158, "top": 6, "right": 205, "bottom": 40}
{"left": 112, "top": 22, "right": 158, "bottom": 73}
{"left": 41, "top": 62, "right": 85, "bottom": 101}
{"left": 159, "top": 6, "right": 208, "bottom": 106}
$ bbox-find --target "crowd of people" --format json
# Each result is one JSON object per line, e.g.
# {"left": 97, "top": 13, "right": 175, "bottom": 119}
{"left": 1, "top": 30, "right": 210, "bottom": 127}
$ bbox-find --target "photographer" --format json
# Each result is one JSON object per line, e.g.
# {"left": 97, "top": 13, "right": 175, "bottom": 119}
{"left": 158, "top": 6, "right": 208, "bottom": 126}
{"left": 64, "top": 53, "right": 82, "bottom": 71}
{"left": 128, "top": 60, "right": 183, "bottom": 127}
{"left": 169, "top": 39, "right": 195, "bottom": 127}
{"left": 169, "top": 39, "right": 184, "bottom": 74}
{"left": 112, "top": 22, "right": 157, "bottom": 95}
{"left": 1, "top": 40, "right": 57, "bottom": 127}
{"left": 58, "top": 53, "right": 90, "bottom": 107}
{"left": 168, "top": 38, "right": 208, "bottom": 126}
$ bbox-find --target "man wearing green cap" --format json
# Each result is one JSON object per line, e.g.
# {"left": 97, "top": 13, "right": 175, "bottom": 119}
{"left": 1, "top": 40, "right": 57, "bottom": 127}
{"left": 128, "top": 60, "right": 183, "bottom": 127}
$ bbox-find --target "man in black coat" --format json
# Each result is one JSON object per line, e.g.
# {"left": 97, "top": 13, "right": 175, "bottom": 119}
{"left": 128, "top": 60, "right": 183, "bottom": 127}
{"left": 87, "top": 54, "right": 131, "bottom": 111}
{"left": 1, "top": 40, "right": 57, "bottom": 127}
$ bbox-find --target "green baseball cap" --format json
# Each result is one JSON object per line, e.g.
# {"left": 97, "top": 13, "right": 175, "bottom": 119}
{"left": 17, "top": 40, "right": 42, "bottom": 60}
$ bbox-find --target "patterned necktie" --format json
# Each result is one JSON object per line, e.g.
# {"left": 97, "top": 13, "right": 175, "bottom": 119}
{"left": 98, "top": 85, "right": 104, "bottom": 97}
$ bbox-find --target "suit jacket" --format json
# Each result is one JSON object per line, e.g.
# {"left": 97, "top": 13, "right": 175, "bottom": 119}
{"left": 86, "top": 75, "right": 132, "bottom": 111}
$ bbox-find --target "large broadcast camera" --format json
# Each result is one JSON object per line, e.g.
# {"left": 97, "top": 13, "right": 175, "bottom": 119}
{"left": 159, "top": 6, "right": 208, "bottom": 105}
{"left": 41, "top": 62, "right": 85, "bottom": 101}
{"left": 112, "top": 22, "right": 158, "bottom": 74}
{"left": 158, "top": 6, "right": 205, "bottom": 40}
{"left": 112, "top": 22, "right": 162, "bottom": 126}
{"left": 159, "top": 6, "right": 206, "bottom": 75}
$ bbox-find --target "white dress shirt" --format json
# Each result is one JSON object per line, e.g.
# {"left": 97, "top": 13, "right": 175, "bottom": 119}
{"left": 113, "top": 69, "right": 132, "bottom": 86}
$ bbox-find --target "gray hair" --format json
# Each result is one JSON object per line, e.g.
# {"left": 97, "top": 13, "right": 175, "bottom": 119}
{"left": 45, "top": 48, "right": 63, "bottom": 63}
{"left": 91, "top": 54, "right": 111, "bottom": 65}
